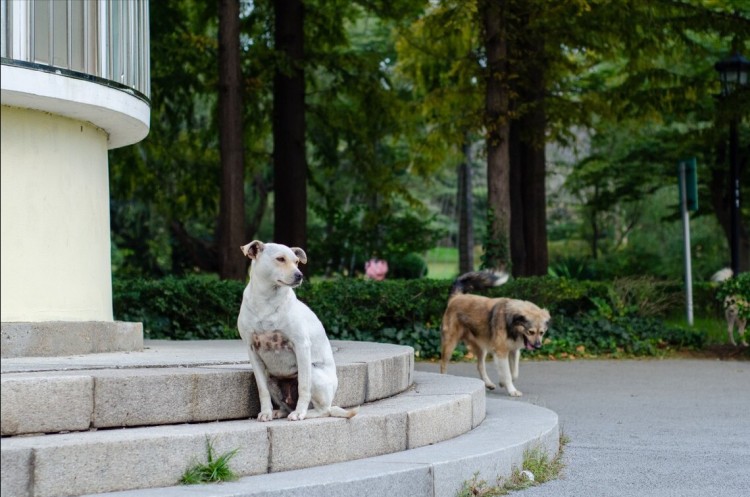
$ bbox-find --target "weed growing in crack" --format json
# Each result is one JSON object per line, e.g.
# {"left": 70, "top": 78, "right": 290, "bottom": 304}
{"left": 456, "top": 433, "right": 567, "bottom": 496}
{"left": 180, "top": 437, "right": 239, "bottom": 485}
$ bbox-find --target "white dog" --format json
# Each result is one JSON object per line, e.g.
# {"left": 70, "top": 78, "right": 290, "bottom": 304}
{"left": 709, "top": 268, "right": 748, "bottom": 346}
{"left": 237, "top": 240, "right": 357, "bottom": 421}
{"left": 724, "top": 295, "right": 748, "bottom": 347}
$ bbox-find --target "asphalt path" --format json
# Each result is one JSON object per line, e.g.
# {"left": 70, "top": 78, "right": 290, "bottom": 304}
{"left": 415, "top": 358, "right": 750, "bottom": 497}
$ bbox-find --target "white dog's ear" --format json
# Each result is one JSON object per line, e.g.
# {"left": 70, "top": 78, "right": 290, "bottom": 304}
{"left": 240, "top": 240, "right": 264, "bottom": 259}
{"left": 291, "top": 247, "right": 307, "bottom": 265}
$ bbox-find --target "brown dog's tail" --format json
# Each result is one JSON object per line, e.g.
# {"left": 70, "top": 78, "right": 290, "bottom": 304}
{"left": 449, "top": 270, "right": 509, "bottom": 297}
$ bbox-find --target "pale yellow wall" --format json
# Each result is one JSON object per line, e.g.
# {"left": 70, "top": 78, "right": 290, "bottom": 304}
{"left": 1, "top": 105, "right": 113, "bottom": 322}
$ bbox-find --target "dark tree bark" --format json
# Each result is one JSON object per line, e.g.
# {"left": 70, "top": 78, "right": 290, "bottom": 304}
{"left": 509, "top": 4, "right": 548, "bottom": 277}
{"left": 273, "top": 0, "right": 307, "bottom": 251}
{"left": 509, "top": 77, "right": 548, "bottom": 276}
{"left": 171, "top": 221, "right": 219, "bottom": 273}
{"left": 509, "top": 123, "right": 526, "bottom": 275}
{"left": 482, "top": 0, "right": 511, "bottom": 271}
{"left": 457, "top": 139, "right": 475, "bottom": 274}
{"left": 217, "top": 0, "right": 246, "bottom": 280}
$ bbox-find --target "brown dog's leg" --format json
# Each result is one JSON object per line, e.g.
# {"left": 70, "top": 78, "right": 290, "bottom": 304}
{"left": 475, "top": 349, "right": 496, "bottom": 390}
{"left": 440, "top": 326, "right": 461, "bottom": 374}
{"left": 493, "top": 352, "right": 521, "bottom": 397}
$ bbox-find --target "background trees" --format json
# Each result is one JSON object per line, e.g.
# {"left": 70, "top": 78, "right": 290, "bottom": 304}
{"left": 218, "top": 0, "right": 247, "bottom": 280}
{"left": 109, "top": 0, "right": 750, "bottom": 281}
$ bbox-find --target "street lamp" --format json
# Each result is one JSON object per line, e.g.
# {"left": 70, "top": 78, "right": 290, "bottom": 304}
{"left": 715, "top": 49, "right": 750, "bottom": 276}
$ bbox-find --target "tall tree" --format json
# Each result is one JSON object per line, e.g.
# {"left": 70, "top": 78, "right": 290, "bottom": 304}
{"left": 509, "top": 1, "right": 547, "bottom": 277}
{"left": 217, "top": 0, "right": 246, "bottom": 280}
{"left": 482, "top": 0, "right": 511, "bottom": 271}
{"left": 457, "top": 139, "right": 475, "bottom": 273}
{"left": 273, "top": 0, "right": 307, "bottom": 250}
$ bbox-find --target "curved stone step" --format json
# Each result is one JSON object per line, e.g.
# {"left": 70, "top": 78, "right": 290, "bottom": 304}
{"left": 75, "top": 398, "right": 559, "bottom": 497}
{"left": 0, "top": 372, "right": 486, "bottom": 497}
{"left": 0, "top": 340, "right": 413, "bottom": 435}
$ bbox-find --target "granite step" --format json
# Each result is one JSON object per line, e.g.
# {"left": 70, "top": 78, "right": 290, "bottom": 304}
{"left": 0, "top": 340, "right": 413, "bottom": 435}
{"left": 80, "top": 398, "right": 560, "bottom": 497}
{"left": 1, "top": 371, "right": 486, "bottom": 497}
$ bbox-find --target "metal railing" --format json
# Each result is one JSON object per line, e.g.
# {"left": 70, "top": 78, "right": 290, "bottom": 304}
{"left": 1, "top": 0, "right": 150, "bottom": 100}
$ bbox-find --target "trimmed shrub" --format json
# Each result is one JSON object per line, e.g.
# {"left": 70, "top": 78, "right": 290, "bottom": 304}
{"left": 113, "top": 275, "right": 715, "bottom": 358}
{"left": 113, "top": 275, "right": 244, "bottom": 340}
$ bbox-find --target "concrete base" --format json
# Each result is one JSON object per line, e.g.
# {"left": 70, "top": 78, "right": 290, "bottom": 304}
{"left": 0, "top": 321, "right": 143, "bottom": 358}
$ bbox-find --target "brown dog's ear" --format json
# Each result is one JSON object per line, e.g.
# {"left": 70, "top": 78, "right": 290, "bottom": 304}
{"left": 290, "top": 247, "right": 307, "bottom": 265}
{"left": 506, "top": 313, "right": 529, "bottom": 331}
{"left": 240, "top": 240, "right": 264, "bottom": 259}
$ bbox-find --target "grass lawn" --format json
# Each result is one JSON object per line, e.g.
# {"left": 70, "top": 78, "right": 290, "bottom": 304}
{"left": 424, "top": 247, "right": 459, "bottom": 279}
{"left": 425, "top": 246, "right": 484, "bottom": 279}
{"left": 666, "top": 314, "right": 728, "bottom": 345}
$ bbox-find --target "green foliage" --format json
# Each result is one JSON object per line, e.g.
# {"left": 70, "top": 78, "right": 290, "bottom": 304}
{"left": 528, "top": 312, "right": 705, "bottom": 359}
{"left": 611, "top": 276, "right": 683, "bottom": 318}
{"left": 180, "top": 438, "right": 239, "bottom": 485}
{"left": 108, "top": 0, "right": 749, "bottom": 285}
{"left": 389, "top": 252, "right": 429, "bottom": 279}
{"left": 548, "top": 256, "right": 592, "bottom": 280}
{"left": 113, "top": 275, "right": 244, "bottom": 340}
{"left": 716, "top": 272, "right": 750, "bottom": 321}
{"left": 114, "top": 275, "right": 712, "bottom": 358}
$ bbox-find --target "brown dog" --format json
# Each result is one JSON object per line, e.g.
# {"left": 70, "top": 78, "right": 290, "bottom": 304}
{"left": 440, "top": 271, "right": 550, "bottom": 396}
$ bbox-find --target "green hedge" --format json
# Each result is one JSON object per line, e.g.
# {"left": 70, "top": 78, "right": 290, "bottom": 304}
{"left": 113, "top": 274, "right": 716, "bottom": 358}
{"left": 113, "top": 275, "right": 244, "bottom": 340}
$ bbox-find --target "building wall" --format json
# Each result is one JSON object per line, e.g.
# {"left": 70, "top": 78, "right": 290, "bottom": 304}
{"left": 1, "top": 105, "right": 113, "bottom": 322}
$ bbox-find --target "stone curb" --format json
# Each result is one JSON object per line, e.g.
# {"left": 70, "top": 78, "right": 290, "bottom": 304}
{"left": 0, "top": 372, "right": 486, "bottom": 497}
{"left": 1, "top": 321, "right": 143, "bottom": 358}
{"left": 79, "top": 398, "right": 559, "bottom": 497}
{"left": 0, "top": 340, "right": 414, "bottom": 435}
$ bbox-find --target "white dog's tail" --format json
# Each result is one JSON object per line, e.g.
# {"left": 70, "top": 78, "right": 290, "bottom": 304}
{"left": 330, "top": 406, "right": 359, "bottom": 418}
{"left": 449, "top": 270, "right": 509, "bottom": 297}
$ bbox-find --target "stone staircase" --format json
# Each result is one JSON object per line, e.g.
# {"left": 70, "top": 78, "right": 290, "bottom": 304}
{"left": 1, "top": 340, "right": 559, "bottom": 497}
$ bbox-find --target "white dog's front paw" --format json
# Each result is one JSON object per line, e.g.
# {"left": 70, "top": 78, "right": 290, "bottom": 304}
{"left": 288, "top": 410, "right": 307, "bottom": 421}
{"left": 257, "top": 411, "right": 274, "bottom": 422}
{"left": 508, "top": 390, "right": 523, "bottom": 397}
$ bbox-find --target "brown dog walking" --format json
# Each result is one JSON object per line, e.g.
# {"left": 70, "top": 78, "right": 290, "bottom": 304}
{"left": 440, "top": 271, "right": 550, "bottom": 397}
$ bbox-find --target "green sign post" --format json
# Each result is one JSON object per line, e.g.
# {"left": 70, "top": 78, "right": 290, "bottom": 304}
{"left": 678, "top": 157, "right": 698, "bottom": 212}
{"left": 678, "top": 158, "right": 697, "bottom": 326}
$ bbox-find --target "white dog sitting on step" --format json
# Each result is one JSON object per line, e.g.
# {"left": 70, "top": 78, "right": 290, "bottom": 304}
{"left": 237, "top": 240, "right": 358, "bottom": 421}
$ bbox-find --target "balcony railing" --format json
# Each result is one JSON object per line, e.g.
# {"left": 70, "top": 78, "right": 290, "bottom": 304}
{"left": 1, "top": 0, "right": 150, "bottom": 100}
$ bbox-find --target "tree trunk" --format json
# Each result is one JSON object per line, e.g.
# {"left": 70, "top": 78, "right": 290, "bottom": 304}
{"left": 273, "top": 0, "right": 307, "bottom": 252}
{"left": 247, "top": 172, "right": 271, "bottom": 242}
{"left": 482, "top": 0, "right": 511, "bottom": 271}
{"left": 457, "top": 138, "right": 475, "bottom": 274}
{"left": 508, "top": 4, "right": 548, "bottom": 277}
{"left": 217, "top": 0, "right": 246, "bottom": 280}
{"left": 509, "top": 123, "right": 526, "bottom": 275}
{"left": 518, "top": 73, "right": 548, "bottom": 277}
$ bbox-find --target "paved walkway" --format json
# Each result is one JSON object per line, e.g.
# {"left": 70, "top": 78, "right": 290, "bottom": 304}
{"left": 416, "top": 358, "right": 750, "bottom": 497}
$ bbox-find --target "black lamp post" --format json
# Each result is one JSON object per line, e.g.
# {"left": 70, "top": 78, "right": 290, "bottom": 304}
{"left": 715, "top": 49, "right": 750, "bottom": 276}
